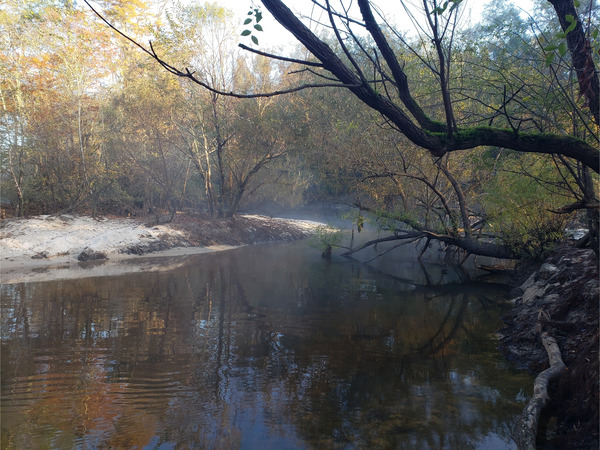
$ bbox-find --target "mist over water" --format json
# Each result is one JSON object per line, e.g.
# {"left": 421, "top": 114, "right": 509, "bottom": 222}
{"left": 1, "top": 239, "right": 531, "bottom": 449}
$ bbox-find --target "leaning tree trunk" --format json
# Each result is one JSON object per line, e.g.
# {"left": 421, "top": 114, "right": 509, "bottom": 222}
{"left": 547, "top": 0, "right": 600, "bottom": 126}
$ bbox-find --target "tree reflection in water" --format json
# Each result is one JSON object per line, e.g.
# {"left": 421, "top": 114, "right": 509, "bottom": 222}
{"left": 1, "top": 241, "right": 532, "bottom": 449}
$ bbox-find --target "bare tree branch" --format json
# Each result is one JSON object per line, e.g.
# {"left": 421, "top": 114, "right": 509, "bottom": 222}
{"left": 83, "top": 0, "right": 358, "bottom": 99}
{"left": 238, "top": 43, "right": 323, "bottom": 67}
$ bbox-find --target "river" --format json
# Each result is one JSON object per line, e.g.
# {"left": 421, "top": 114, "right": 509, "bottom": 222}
{"left": 1, "top": 240, "right": 533, "bottom": 449}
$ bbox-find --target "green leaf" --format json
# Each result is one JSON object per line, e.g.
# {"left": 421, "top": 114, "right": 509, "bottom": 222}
{"left": 251, "top": 35, "right": 259, "bottom": 45}
{"left": 543, "top": 44, "right": 558, "bottom": 51}
{"left": 574, "top": 0, "right": 580, "bottom": 6}
{"left": 556, "top": 32, "right": 567, "bottom": 38}
{"left": 254, "top": 24, "right": 263, "bottom": 32}
{"left": 564, "top": 15, "right": 577, "bottom": 33}
{"left": 256, "top": 12, "right": 262, "bottom": 22}
{"left": 241, "top": 29, "right": 251, "bottom": 36}
{"left": 433, "top": 1, "right": 448, "bottom": 15}
{"left": 449, "top": 0, "right": 463, "bottom": 12}
{"left": 558, "top": 42, "right": 567, "bottom": 56}
{"left": 592, "top": 29, "right": 598, "bottom": 39}
{"left": 243, "top": 18, "right": 252, "bottom": 25}
{"left": 545, "top": 52, "right": 555, "bottom": 66}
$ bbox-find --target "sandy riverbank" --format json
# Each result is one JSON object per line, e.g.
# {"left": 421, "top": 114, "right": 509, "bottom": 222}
{"left": 0, "top": 214, "right": 324, "bottom": 284}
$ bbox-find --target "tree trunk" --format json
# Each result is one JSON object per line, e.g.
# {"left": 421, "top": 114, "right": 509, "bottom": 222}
{"left": 7, "top": 150, "right": 24, "bottom": 217}
{"left": 343, "top": 230, "right": 514, "bottom": 260}
{"left": 547, "top": 0, "right": 600, "bottom": 126}
{"left": 437, "top": 159, "right": 471, "bottom": 237}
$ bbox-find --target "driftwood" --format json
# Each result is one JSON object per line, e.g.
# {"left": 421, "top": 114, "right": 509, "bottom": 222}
{"left": 515, "top": 331, "right": 567, "bottom": 449}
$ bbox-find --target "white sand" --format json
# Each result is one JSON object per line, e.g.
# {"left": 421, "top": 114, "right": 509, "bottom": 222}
{"left": 0, "top": 214, "right": 323, "bottom": 284}
{"left": 0, "top": 215, "right": 186, "bottom": 259}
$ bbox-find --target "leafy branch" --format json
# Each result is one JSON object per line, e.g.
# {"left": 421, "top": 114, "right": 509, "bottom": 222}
{"left": 544, "top": 12, "right": 578, "bottom": 65}
{"left": 241, "top": 6, "right": 263, "bottom": 45}
{"left": 432, "top": 0, "right": 463, "bottom": 16}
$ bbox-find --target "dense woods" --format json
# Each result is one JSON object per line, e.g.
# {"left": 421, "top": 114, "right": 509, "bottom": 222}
{"left": 1, "top": 0, "right": 598, "bottom": 260}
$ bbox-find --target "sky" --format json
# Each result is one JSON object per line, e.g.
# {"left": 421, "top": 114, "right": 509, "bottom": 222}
{"left": 210, "top": 0, "right": 536, "bottom": 51}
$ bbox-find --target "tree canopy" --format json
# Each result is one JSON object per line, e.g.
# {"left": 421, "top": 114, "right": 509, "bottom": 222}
{"left": 2, "top": 0, "right": 598, "bottom": 260}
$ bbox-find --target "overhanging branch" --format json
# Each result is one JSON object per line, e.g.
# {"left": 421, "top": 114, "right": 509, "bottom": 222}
{"left": 86, "top": 0, "right": 600, "bottom": 173}
{"left": 238, "top": 43, "right": 323, "bottom": 67}
{"left": 84, "top": 0, "right": 356, "bottom": 99}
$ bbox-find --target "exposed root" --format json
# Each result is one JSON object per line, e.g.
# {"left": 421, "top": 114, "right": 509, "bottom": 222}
{"left": 515, "top": 331, "right": 567, "bottom": 450}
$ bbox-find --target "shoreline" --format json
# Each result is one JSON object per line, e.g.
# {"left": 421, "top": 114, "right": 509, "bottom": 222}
{"left": 499, "top": 245, "right": 598, "bottom": 448}
{"left": 0, "top": 244, "right": 237, "bottom": 284}
{"left": 0, "top": 213, "right": 324, "bottom": 284}
{"left": 2, "top": 213, "right": 597, "bottom": 446}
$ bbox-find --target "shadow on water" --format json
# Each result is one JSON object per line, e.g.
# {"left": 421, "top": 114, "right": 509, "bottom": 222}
{"left": 1, "top": 240, "right": 533, "bottom": 449}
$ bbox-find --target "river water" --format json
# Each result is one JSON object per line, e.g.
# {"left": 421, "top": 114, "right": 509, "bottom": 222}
{"left": 1, "top": 240, "right": 532, "bottom": 449}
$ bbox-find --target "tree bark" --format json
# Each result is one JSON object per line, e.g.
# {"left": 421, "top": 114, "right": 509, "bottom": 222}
{"left": 547, "top": 0, "right": 600, "bottom": 126}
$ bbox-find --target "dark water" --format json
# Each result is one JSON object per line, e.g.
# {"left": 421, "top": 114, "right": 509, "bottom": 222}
{"left": 1, "top": 241, "right": 532, "bottom": 449}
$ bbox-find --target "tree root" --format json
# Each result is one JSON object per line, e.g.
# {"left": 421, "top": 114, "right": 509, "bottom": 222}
{"left": 515, "top": 331, "right": 567, "bottom": 449}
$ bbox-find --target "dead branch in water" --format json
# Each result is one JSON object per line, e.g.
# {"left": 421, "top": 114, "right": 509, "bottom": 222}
{"left": 515, "top": 330, "right": 567, "bottom": 449}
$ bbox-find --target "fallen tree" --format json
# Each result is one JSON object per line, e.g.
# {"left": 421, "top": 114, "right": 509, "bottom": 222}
{"left": 341, "top": 229, "right": 514, "bottom": 261}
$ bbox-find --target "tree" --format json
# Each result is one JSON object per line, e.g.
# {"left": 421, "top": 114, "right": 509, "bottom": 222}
{"left": 1, "top": 0, "right": 115, "bottom": 215}
{"left": 157, "top": 2, "right": 306, "bottom": 217}
{"left": 247, "top": 0, "right": 599, "bottom": 257}
{"left": 254, "top": 0, "right": 598, "bottom": 168}
{"left": 85, "top": 0, "right": 598, "bottom": 258}
{"left": 0, "top": 0, "right": 33, "bottom": 216}
{"left": 105, "top": 68, "right": 190, "bottom": 221}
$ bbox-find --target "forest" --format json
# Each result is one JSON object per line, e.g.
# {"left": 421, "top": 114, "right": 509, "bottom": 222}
{"left": 1, "top": 2, "right": 599, "bottom": 448}
{"left": 1, "top": 0, "right": 599, "bottom": 261}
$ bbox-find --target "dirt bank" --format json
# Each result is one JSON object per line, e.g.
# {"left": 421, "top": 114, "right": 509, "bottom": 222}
{"left": 499, "top": 245, "right": 599, "bottom": 448}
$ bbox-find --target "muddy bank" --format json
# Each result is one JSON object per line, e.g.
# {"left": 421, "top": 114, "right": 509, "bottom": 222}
{"left": 166, "top": 213, "right": 317, "bottom": 247}
{"left": 499, "top": 246, "right": 599, "bottom": 448}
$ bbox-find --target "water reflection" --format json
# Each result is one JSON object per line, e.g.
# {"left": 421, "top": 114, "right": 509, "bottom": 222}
{"left": 1, "top": 241, "right": 531, "bottom": 449}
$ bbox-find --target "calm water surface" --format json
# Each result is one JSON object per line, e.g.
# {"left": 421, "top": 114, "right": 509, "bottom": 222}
{"left": 1, "top": 241, "right": 532, "bottom": 449}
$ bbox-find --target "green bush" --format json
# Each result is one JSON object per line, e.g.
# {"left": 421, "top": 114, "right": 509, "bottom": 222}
{"left": 483, "top": 159, "right": 569, "bottom": 260}
{"left": 311, "top": 225, "right": 343, "bottom": 258}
